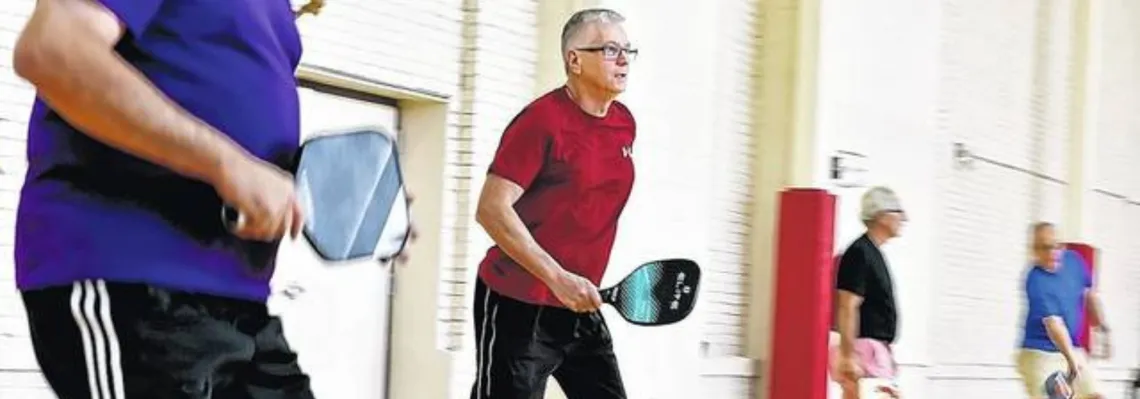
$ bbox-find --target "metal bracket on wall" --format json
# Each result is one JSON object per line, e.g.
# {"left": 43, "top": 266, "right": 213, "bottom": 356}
{"left": 951, "top": 142, "right": 1067, "bottom": 184}
{"left": 830, "top": 150, "right": 869, "bottom": 188}
{"left": 952, "top": 142, "right": 975, "bottom": 169}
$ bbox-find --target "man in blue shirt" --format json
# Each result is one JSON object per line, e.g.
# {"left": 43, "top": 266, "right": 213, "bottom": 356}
{"left": 1016, "top": 222, "right": 1111, "bottom": 399}
{"left": 12, "top": 0, "right": 331, "bottom": 397}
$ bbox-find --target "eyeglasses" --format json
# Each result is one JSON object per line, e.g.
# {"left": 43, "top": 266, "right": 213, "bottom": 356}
{"left": 1034, "top": 243, "right": 1063, "bottom": 251}
{"left": 881, "top": 209, "right": 907, "bottom": 221}
{"left": 575, "top": 43, "right": 639, "bottom": 61}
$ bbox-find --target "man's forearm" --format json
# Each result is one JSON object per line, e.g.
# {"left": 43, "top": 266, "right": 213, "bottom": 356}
{"left": 1086, "top": 293, "right": 1108, "bottom": 330}
{"left": 1045, "top": 317, "right": 1078, "bottom": 361}
{"left": 837, "top": 303, "right": 860, "bottom": 356}
{"left": 14, "top": 20, "right": 246, "bottom": 185}
{"left": 476, "top": 203, "right": 562, "bottom": 284}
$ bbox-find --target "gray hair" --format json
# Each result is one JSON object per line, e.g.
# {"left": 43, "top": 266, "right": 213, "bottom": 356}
{"left": 860, "top": 186, "right": 903, "bottom": 222}
{"left": 560, "top": 8, "right": 626, "bottom": 56}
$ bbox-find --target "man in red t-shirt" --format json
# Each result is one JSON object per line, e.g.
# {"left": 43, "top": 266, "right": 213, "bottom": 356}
{"left": 469, "top": 7, "right": 638, "bottom": 399}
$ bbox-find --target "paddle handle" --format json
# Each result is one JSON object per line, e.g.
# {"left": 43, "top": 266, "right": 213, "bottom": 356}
{"left": 599, "top": 286, "right": 618, "bottom": 305}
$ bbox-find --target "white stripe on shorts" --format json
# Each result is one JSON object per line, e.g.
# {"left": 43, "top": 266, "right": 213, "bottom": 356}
{"left": 69, "top": 280, "right": 126, "bottom": 399}
{"left": 475, "top": 287, "right": 501, "bottom": 399}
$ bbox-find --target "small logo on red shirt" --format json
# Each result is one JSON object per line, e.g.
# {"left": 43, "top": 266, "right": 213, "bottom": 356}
{"left": 621, "top": 145, "right": 633, "bottom": 158}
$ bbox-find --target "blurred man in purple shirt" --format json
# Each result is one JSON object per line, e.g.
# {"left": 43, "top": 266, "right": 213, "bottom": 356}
{"left": 12, "top": 0, "right": 320, "bottom": 397}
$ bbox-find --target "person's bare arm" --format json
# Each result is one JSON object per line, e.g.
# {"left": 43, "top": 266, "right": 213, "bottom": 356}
{"left": 475, "top": 175, "right": 562, "bottom": 284}
{"left": 1085, "top": 290, "right": 1108, "bottom": 330}
{"left": 1085, "top": 289, "right": 1112, "bottom": 359}
{"left": 12, "top": 0, "right": 248, "bottom": 186}
{"left": 836, "top": 290, "right": 863, "bottom": 357}
{"left": 1044, "top": 316, "right": 1079, "bottom": 365}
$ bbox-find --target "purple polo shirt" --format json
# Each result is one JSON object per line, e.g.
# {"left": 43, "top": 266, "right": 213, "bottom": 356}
{"left": 14, "top": 0, "right": 303, "bottom": 301}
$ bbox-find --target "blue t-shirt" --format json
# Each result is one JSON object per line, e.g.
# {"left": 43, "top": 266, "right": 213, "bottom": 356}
{"left": 1021, "top": 250, "right": 1092, "bottom": 351}
{"left": 15, "top": 0, "right": 303, "bottom": 301}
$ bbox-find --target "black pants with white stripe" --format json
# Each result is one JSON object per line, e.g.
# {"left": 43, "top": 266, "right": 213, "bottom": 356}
{"left": 469, "top": 279, "right": 626, "bottom": 399}
{"left": 21, "top": 279, "right": 314, "bottom": 399}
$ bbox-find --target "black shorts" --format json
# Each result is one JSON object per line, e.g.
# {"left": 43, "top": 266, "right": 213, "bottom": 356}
{"left": 469, "top": 278, "right": 626, "bottom": 399}
{"left": 21, "top": 279, "right": 314, "bottom": 399}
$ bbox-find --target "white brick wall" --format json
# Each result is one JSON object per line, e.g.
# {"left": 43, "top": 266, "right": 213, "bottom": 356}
{"left": 700, "top": 0, "right": 758, "bottom": 360}
{"left": 443, "top": 0, "right": 540, "bottom": 396}
{"left": 447, "top": 0, "right": 540, "bottom": 344}
{"left": 819, "top": 0, "right": 1139, "bottom": 398}
{"left": 0, "top": 0, "right": 41, "bottom": 397}
{"left": 935, "top": 0, "right": 1076, "bottom": 380}
{"left": 1091, "top": 0, "right": 1137, "bottom": 199}
{"left": 437, "top": 0, "right": 540, "bottom": 351}
{"left": 294, "top": 0, "right": 463, "bottom": 98}
{"left": 1034, "top": 0, "right": 1075, "bottom": 184}
{"left": 0, "top": 371, "right": 53, "bottom": 399}
{"left": 1090, "top": 0, "right": 1140, "bottom": 382}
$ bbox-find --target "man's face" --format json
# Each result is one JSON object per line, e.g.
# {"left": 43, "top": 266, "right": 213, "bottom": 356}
{"left": 875, "top": 211, "right": 906, "bottom": 239}
{"left": 1033, "top": 226, "right": 1063, "bottom": 268}
{"left": 884, "top": 212, "right": 902, "bottom": 237}
{"left": 567, "top": 22, "right": 633, "bottom": 94}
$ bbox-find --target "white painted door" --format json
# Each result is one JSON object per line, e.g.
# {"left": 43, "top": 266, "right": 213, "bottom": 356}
{"left": 270, "top": 86, "right": 399, "bottom": 399}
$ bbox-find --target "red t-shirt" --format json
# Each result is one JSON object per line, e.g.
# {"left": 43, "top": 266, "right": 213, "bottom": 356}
{"left": 478, "top": 87, "right": 637, "bottom": 307}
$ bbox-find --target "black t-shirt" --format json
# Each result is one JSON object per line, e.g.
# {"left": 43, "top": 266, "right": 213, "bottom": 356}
{"left": 835, "top": 234, "right": 898, "bottom": 343}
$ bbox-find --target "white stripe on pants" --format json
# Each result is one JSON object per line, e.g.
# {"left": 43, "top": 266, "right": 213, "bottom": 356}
{"left": 68, "top": 280, "right": 126, "bottom": 399}
{"left": 475, "top": 287, "right": 500, "bottom": 399}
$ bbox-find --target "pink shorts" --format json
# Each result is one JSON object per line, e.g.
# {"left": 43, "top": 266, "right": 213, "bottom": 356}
{"left": 829, "top": 338, "right": 898, "bottom": 380}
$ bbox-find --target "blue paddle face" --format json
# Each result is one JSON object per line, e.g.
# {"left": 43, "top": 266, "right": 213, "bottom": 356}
{"left": 295, "top": 128, "right": 410, "bottom": 262}
{"left": 601, "top": 259, "right": 701, "bottom": 326}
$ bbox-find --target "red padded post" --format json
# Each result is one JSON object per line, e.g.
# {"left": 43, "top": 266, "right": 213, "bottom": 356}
{"left": 1063, "top": 242, "right": 1096, "bottom": 349}
{"left": 767, "top": 189, "right": 837, "bottom": 399}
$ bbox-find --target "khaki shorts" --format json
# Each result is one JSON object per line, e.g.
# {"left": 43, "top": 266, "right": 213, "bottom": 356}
{"left": 1015, "top": 348, "right": 1101, "bottom": 398}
